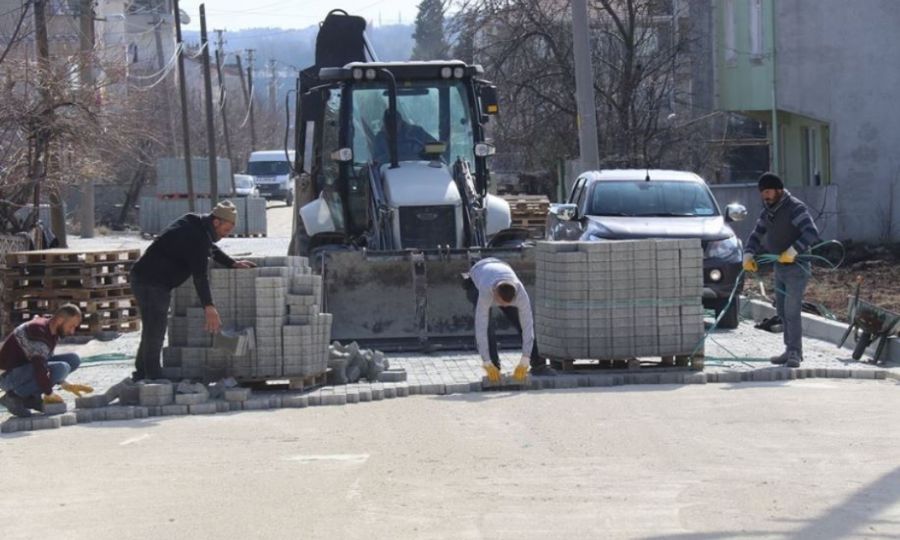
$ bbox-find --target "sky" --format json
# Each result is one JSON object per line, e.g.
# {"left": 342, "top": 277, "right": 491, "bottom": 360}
{"left": 178, "top": 0, "right": 422, "bottom": 31}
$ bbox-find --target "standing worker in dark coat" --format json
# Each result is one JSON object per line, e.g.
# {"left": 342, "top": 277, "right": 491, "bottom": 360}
{"left": 129, "top": 201, "right": 256, "bottom": 381}
{"left": 742, "top": 173, "right": 820, "bottom": 368}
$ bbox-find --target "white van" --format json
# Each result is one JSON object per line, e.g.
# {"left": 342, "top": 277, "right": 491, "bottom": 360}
{"left": 246, "top": 150, "right": 295, "bottom": 206}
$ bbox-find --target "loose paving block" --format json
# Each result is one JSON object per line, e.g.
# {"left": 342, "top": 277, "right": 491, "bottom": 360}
{"left": 239, "top": 398, "right": 268, "bottom": 410}
{"left": 104, "top": 406, "right": 135, "bottom": 421}
{"left": 134, "top": 407, "right": 149, "bottom": 419}
{"left": 31, "top": 415, "right": 62, "bottom": 430}
{"left": 147, "top": 406, "right": 163, "bottom": 416}
{"left": 60, "top": 412, "right": 77, "bottom": 426}
{"left": 139, "top": 394, "right": 174, "bottom": 407}
{"left": 224, "top": 387, "right": 252, "bottom": 402}
{"left": 161, "top": 404, "right": 188, "bottom": 416}
{"left": 189, "top": 402, "right": 217, "bottom": 415}
{"left": 75, "top": 409, "right": 93, "bottom": 423}
{"left": 445, "top": 382, "right": 470, "bottom": 394}
{"left": 321, "top": 393, "right": 347, "bottom": 406}
{"left": 213, "top": 400, "right": 230, "bottom": 413}
{"left": 850, "top": 369, "right": 876, "bottom": 379}
{"left": 282, "top": 394, "right": 308, "bottom": 408}
{"left": 75, "top": 395, "right": 110, "bottom": 409}
{"left": 1, "top": 417, "right": 33, "bottom": 433}
{"left": 683, "top": 373, "right": 707, "bottom": 384}
{"left": 395, "top": 384, "right": 410, "bottom": 397}
{"left": 268, "top": 395, "right": 283, "bottom": 408}
{"left": 378, "top": 369, "right": 407, "bottom": 382}
{"left": 826, "top": 368, "right": 851, "bottom": 378}
{"left": 175, "top": 393, "right": 208, "bottom": 406}
{"left": 42, "top": 402, "right": 67, "bottom": 415}
{"left": 378, "top": 385, "right": 392, "bottom": 399}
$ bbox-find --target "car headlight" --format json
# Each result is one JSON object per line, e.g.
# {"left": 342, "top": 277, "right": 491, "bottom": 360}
{"left": 705, "top": 236, "right": 742, "bottom": 263}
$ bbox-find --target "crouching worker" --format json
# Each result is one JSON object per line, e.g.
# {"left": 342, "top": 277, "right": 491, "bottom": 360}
{"left": 0, "top": 304, "right": 93, "bottom": 417}
{"left": 463, "top": 258, "right": 556, "bottom": 383}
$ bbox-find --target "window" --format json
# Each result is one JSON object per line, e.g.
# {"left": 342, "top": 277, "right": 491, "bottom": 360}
{"left": 350, "top": 80, "right": 475, "bottom": 167}
{"left": 802, "top": 126, "right": 820, "bottom": 186}
{"left": 568, "top": 177, "right": 586, "bottom": 205}
{"left": 749, "top": 0, "right": 764, "bottom": 58}
{"left": 587, "top": 181, "right": 718, "bottom": 217}
{"left": 723, "top": 0, "right": 736, "bottom": 64}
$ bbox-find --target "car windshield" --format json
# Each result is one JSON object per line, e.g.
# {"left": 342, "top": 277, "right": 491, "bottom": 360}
{"left": 350, "top": 80, "right": 475, "bottom": 166}
{"left": 247, "top": 161, "right": 290, "bottom": 176}
{"left": 235, "top": 177, "right": 253, "bottom": 189}
{"left": 587, "top": 181, "right": 719, "bottom": 217}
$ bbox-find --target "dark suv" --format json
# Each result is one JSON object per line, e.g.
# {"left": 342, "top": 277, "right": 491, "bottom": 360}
{"left": 546, "top": 169, "right": 747, "bottom": 328}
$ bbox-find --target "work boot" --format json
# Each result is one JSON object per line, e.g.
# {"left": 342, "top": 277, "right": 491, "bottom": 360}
{"left": 0, "top": 392, "right": 33, "bottom": 418}
{"left": 786, "top": 351, "right": 803, "bottom": 368}
{"left": 770, "top": 351, "right": 790, "bottom": 365}
{"left": 21, "top": 394, "right": 44, "bottom": 413}
{"left": 530, "top": 364, "right": 558, "bottom": 377}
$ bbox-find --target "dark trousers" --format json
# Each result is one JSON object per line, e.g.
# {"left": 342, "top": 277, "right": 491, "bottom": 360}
{"left": 131, "top": 273, "right": 172, "bottom": 381}
{"left": 464, "top": 277, "right": 543, "bottom": 368}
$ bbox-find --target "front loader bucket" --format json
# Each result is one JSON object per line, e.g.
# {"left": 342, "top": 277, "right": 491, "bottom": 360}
{"left": 319, "top": 247, "right": 535, "bottom": 352}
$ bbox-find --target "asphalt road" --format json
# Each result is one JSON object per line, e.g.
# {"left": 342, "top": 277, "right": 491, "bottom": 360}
{"left": 1, "top": 378, "right": 898, "bottom": 539}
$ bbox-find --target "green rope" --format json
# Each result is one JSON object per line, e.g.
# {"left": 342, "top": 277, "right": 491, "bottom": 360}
{"left": 80, "top": 353, "right": 133, "bottom": 364}
{"left": 689, "top": 240, "right": 845, "bottom": 360}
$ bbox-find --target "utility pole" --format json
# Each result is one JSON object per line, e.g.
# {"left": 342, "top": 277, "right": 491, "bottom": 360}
{"left": 571, "top": 0, "right": 600, "bottom": 172}
{"left": 32, "top": 0, "right": 51, "bottom": 247}
{"left": 154, "top": 15, "right": 177, "bottom": 154}
{"left": 245, "top": 48, "right": 257, "bottom": 151}
{"left": 79, "top": 0, "right": 95, "bottom": 238}
{"left": 199, "top": 4, "right": 218, "bottom": 204}
{"left": 213, "top": 29, "right": 235, "bottom": 191}
{"left": 173, "top": 0, "right": 195, "bottom": 210}
{"left": 268, "top": 58, "right": 277, "bottom": 116}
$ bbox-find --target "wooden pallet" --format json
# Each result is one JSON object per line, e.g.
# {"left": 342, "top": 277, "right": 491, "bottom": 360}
{"left": 549, "top": 355, "right": 703, "bottom": 371}
{"left": 5, "top": 262, "right": 133, "bottom": 278}
{"left": 239, "top": 370, "right": 328, "bottom": 392}
{"left": 6, "top": 296, "right": 135, "bottom": 314}
{"left": 5, "top": 273, "right": 131, "bottom": 290}
{"left": 81, "top": 317, "right": 140, "bottom": 334}
{"left": 6, "top": 285, "right": 132, "bottom": 300}
{"left": 6, "top": 248, "right": 140, "bottom": 266}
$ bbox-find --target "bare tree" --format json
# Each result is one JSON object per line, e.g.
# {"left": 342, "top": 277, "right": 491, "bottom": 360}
{"left": 452, "top": 0, "right": 723, "bottom": 177}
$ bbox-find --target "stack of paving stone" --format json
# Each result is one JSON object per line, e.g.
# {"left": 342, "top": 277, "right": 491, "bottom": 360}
{"left": 163, "top": 256, "right": 332, "bottom": 382}
{"left": 534, "top": 239, "right": 704, "bottom": 361}
{"left": 139, "top": 157, "right": 267, "bottom": 236}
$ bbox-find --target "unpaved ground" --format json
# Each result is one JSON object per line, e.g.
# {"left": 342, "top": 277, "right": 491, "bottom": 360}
{"left": 1, "top": 379, "right": 898, "bottom": 540}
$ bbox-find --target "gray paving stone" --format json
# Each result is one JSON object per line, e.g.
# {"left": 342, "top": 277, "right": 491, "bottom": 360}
{"left": 161, "top": 404, "right": 189, "bottom": 416}
{"left": 283, "top": 394, "right": 309, "bottom": 408}
{"left": 75, "top": 395, "right": 110, "bottom": 409}
{"left": 175, "top": 393, "right": 208, "bottom": 406}
{"left": 224, "top": 388, "right": 252, "bottom": 402}
{"left": 229, "top": 402, "right": 242, "bottom": 412}
{"left": 104, "top": 406, "right": 135, "bottom": 421}
{"left": 242, "top": 398, "right": 271, "bottom": 410}
{"left": 268, "top": 395, "right": 283, "bottom": 409}
{"left": 683, "top": 373, "right": 707, "bottom": 384}
{"left": 75, "top": 409, "right": 93, "bottom": 423}
{"left": 60, "top": 412, "right": 78, "bottom": 426}
{"left": 322, "top": 393, "right": 347, "bottom": 406}
{"left": 147, "top": 406, "right": 163, "bottom": 417}
{"left": 378, "top": 369, "right": 407, "bottom": 382}
{"left": 850, "top": 369, "right": 877, "bottom": 379}
{"left": 31, "top": 415, "right": 62, "bottom": 430}
{"left": 92, "top": 408, "right": 108, "bottom": 421}
{"left": 445, "top": 382, "right": 470, "bottom": 394}
{"left": 827, "top": 368, "right": 851, "bottom": 378}
{"left": 1, "top": 417, "right": 33, "bottom": 433}
{"left": 189, "top": 402, "right": 217, "bottom": 415}
{"left": 658, "top": 373, "right": 684, "bottom": 385}
{"left": 42, "top": 402, "right": 68, "bottom": 415}
{"left": 134, "top": 407, "right": 149, "bottom": 419}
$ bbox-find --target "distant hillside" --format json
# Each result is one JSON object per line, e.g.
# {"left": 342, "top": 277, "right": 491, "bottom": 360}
{"left": 183, "top": 23, "right": 414, "bottom": 69}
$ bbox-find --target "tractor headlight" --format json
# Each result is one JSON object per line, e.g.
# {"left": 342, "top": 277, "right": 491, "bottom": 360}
{"left": 453, "top": 67, "right": 464, "bottom": 78}
{"left": 365, "top": 68, "right": 376, "bottom": 80}
{"left": 705, "top": 236, "right": 742, "bottom": 263}
{"left": 440, "top": 67, "right": 452, "bottom": 79}
{"left": 352, "top": 68, "right": 363, "bottom": 80}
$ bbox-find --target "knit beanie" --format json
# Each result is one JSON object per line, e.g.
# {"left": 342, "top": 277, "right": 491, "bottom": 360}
{"left": 757, "top": 172, "right": 784, "bottom": 191}
{"left": 211, "top": 200, "right": 237, "bottom": 224}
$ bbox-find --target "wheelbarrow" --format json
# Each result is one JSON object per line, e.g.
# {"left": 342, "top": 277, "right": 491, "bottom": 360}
{"left": 838, "top": 280, "right": 900, "bottom": 363}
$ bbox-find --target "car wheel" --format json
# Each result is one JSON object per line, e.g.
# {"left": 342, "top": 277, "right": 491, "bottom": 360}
{"left": 716, "top": 296, "right": 740, "bottom": 329}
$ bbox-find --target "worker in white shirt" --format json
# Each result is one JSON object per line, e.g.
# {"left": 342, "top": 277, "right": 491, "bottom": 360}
{"left": 463, "top": 258, "right": 556, "bottom": 382}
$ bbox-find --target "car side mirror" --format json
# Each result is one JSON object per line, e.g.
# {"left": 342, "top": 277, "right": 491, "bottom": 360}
{"left": 550, "top": 203, "right": 578, "bottom": 221}
{"left": 724, "top": 203, "right": 748, "bottom": 222}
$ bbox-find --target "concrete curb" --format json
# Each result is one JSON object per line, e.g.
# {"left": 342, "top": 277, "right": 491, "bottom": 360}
{"left": 3, "top": 366, "right": 896, "bottom": 433}
{"left": 745, "top": 297, "right": 899, "bottom": 367}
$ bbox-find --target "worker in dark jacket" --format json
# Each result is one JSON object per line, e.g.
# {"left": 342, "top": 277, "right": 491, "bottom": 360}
{"left": 742, "top": 172, "right": 820, "bottom": 368}
{"left": 129, "top": 200, "right": 255, "bottom": 381}
{"left": 0, "top": 304, "right": 93, "bottom": 417}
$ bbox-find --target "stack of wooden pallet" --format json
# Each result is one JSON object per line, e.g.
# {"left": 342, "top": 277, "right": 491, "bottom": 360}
{"left": 4, "top": 249, "right": 141, "bottom": 336}
{"left": 502, "top": 194, "right": 550, "bottom": 239}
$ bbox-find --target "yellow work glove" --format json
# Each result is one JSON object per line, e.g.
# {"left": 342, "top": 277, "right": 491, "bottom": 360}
{"left": 742, "top": 253, "right": 758, "bottom": 273}
{"left": 483, "top": 363, "right": 501, "bottom": 383}
{"left": 512, "top": 356, "right": 529, "bottom": 382}
{"left": 43, "top": 393, "right": 64, "bottom": 405}
{"left": 60, "top": 382, "right": 94, "bottom": 397}
{"left": 778, "top": 247, "right": 798, "bottom": 264}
